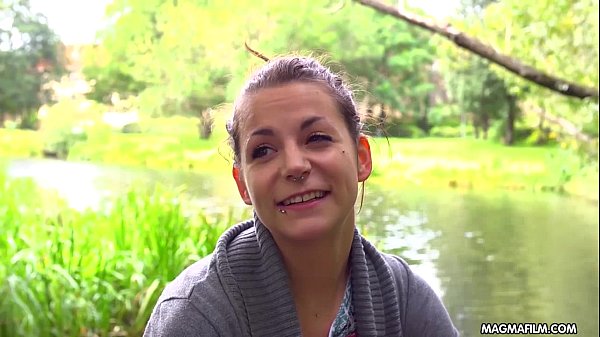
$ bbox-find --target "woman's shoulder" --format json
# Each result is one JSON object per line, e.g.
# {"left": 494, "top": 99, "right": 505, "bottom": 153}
{"left": 378, "top": 252, "right": 438, "bottom": 304}
{"left": 379, "top": 253, "right": 460, "bottom": 336}
{"left": 157, "top": 254, "right": 218, "bottom": 302}
{"left": 144, "top": 255, "right": 242, "bottom": 336}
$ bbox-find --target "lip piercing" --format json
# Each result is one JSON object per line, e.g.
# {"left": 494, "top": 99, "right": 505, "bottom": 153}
{"left": 279, "top": 209, "right": 286, "bottom": 213}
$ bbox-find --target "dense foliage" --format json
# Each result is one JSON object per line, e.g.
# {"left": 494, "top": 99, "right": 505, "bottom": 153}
{"left": 0, "top": 0, "right": 62, "bottom": 128}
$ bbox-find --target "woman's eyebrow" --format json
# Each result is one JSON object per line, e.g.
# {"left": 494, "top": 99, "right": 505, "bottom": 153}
{"left": 250, "top": 116, "right": 325, "bottom": 138}
{"left": 250, "top": 127, "right": 274, "bottom": 137}
{"left": 300, "top": 116, "right": 324, "bottom": 131}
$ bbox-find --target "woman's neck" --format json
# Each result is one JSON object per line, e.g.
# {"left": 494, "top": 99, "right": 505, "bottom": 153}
{"left": 273, "top": 225, "right": 354, "bottom": 336}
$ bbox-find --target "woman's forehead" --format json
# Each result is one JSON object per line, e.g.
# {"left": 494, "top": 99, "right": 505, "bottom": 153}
{"left": 246, "top": 82, "right": 332, "bottom": 107}
{"left": 238, "top": 82, "right": 340, "bottom": 129}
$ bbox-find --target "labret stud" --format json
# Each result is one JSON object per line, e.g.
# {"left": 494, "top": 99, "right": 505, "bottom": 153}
{"left": 279, "top": 209, "right": 286, "bottom": 214}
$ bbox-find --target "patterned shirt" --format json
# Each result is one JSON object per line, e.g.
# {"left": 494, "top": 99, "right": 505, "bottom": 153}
{"left": 328, "top": 278, "right": 357, "bottom": 337}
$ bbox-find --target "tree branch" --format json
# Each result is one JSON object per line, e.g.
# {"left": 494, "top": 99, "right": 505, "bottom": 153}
{"left": 529, "top": 105, "right": 594, "bottom": 144}
{"left": 355, "top": 0, "right": 599, "bottom": 100}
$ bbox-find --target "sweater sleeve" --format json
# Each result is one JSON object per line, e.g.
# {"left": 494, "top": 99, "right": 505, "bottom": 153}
{"left": 143, "top": 298, "right": 219, "bottom": 337}
{"left": 142, "top": 255, "right": 242, "bottom": 337}
{"left": 386, "top": 255, "right": 460, "bottom": 337}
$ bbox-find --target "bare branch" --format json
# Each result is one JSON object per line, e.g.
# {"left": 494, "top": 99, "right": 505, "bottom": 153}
{"left": 244, "top": 42, "right": 270, "bottom": 62}
{"left": 355, "top": 0, "right": 599, "bottom": 100}
{"left": 324, "top": 0, "right": 346, "bottom": 14}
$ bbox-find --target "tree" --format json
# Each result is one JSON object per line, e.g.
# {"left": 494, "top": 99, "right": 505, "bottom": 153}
{"left": 355, "top": 0, "right": 599, "bottom": 100}
{"left": 87, "top": 0, "right": 236, "bottom": 138}
{"left": 441, "top": 0, "right": 519, "bottom": 143}
{"left": 470, "top": 0, "right": 598, "bottom": 150}
{"left": 358, "top": 0, "right": 598, "bottom": 149}
{"left": 90, "top": 0, "right": 439, "bottom": 138}
{"left": 0, "top": 0, "right": 62, "bottom": 128}
{"left": 238, "top": 1, "right": 437, "bottom": 134}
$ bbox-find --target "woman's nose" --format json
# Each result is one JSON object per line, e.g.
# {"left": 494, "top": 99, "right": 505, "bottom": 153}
{"left": 281, "top": 144, "right": 311, "bottom": 180}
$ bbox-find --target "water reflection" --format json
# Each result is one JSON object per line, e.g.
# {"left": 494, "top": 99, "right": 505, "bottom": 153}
{"left": 361, "top": 186, "right": 599, "bottom": 337}
{"left": 6, "top": 158, "right": 220, "bottom": 211}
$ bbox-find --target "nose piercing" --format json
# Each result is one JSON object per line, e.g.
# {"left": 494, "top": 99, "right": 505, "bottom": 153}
{"left": 291, "top": 175, "right": 305, "bottom": 182}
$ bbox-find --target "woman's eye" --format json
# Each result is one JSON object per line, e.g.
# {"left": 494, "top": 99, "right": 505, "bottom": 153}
{"left": 251, "top": 145, "right": 274, "bottom": 159}
{"left": 307, "top": 133, "right": 332, "bottom": 143}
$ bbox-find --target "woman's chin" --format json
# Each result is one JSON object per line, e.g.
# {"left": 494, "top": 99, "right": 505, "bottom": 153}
{"left": 275, "top": 220, "right": 343, "bottom": 244}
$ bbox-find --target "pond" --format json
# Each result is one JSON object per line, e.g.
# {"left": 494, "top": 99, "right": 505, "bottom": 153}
{"left": 6, "top": 158, "right": 599, "bottom": 337}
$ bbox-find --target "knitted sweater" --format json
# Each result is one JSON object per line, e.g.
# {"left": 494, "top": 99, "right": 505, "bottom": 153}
{"left": 144, "top": 216, "right": 459, "bottom": 336}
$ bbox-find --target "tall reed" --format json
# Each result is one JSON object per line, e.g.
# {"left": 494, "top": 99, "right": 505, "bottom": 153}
{"left": 0, "top": 171, "right": 243, "bottom": 336}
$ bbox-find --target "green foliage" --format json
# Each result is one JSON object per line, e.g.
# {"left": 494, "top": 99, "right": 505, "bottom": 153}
{"left": 38, "top": 98, "right": 109, "bottom": 158}
{"left": 84, "top": 0, "right": 438, "bottom": 128}
{"left": 454, "top": 0, "right": 599, "bottom": 148}
{"left": 379, "top": 118, "right": 426, "bottom": 138}
{"left": 86, "top": 0, "right": 234, "bottom": 119}
{"left": 84, "top": 62, "right": 147, "bottom": 104}
{"left": 429, "top": 125, "right": 475, "bottom": 138}
{"left": 257, "top": 1, "right": 437, "bottom": 115}
{"left": 0, "top": 170, "right": 236, "bottom": 336}
{"left": 0, "top": 0, "right": 63, "bottom": 125}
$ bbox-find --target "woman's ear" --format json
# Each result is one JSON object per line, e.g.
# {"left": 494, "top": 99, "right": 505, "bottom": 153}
{"left": 357, "top": 135, "right": 372, "bottom": 182}
{"left": 232, "top": 166, "right": 252, "bottom": 205}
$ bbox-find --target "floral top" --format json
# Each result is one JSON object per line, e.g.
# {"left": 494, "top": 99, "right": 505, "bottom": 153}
{"left": 328, "top": 278, "right": 357, "bottom": 337}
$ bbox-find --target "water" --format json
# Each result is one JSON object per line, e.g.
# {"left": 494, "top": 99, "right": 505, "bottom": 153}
{"left": 359, "top": 186, "right": 599, "bottom": 336}
{"left": 5, "top": 158, "right": 227, "bottom": 211}
{"left": 5, "top": 159, "right": 599, "bottom": 336}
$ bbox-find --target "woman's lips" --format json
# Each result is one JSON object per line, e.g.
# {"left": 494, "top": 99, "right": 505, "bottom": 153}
{"left": 277, "top": 191, "right": 330, "bottom": 211}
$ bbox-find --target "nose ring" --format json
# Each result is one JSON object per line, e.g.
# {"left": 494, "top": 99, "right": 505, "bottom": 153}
{"left": 290, "top": 175, "right": 305, "bottom": 182}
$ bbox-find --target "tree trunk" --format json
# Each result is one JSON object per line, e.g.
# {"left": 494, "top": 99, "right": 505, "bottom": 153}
{"left": 473, "top": 114, "right": 480, "bottom": 139}
{"left": 504, "top": 107, "right": 515, "bottom": 145}
{"left": 379, "top": 103, "right": 387, "bottom": 136}
{"left": 355, "top": 0, "right": 599, "bottom": 100}
{"left": 482, "top": 113, "right": 489, "bottom": 139}
{"left": 198, "top": 109, "right": 214, "bottom": 139}
{"left": 417, "top": 98, "right": 430, "bottom": 134}
{"left": 503, "top": 94, "right": 517, "bottom": 145}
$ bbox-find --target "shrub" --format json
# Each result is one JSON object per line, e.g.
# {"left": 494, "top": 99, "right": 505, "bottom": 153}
{"left": 38, "top": 99, "right": 108, "bottom": 158}
{"left": 429, "top": 125, "right": 474, "bottom": 138}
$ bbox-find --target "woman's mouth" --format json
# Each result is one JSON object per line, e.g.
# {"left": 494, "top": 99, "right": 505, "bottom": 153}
{"left": 278, "top": 190, "right": 329, "bottom": 207}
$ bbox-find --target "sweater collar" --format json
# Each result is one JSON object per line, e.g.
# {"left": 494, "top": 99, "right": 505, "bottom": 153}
{"left": 214, "top": 214, "right": 402, "bottom": 337}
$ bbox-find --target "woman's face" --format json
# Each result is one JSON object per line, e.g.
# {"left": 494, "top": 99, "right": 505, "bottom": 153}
{"left": 232, "top": 82, "right": 372, "bottom": 243}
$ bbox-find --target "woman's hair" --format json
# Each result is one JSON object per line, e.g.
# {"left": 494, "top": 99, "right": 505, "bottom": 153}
{"left": 226, "top": 56, "right": 362, "bottom": 164}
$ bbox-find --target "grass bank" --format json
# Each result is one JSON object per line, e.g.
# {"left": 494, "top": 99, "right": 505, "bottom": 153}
{"left": 367, "top": 138, "right": 598, "bottom": 201}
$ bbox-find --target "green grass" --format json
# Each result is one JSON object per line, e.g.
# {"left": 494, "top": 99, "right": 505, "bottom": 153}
{"left": 66, "top": 115, "right": 233, "bottom": 172}
{"left": 0, "top": 129, "right": 44, "bottom": 158}
{"left": 367, "top": 137, "right": 598, "bottom": 200}
{"left": 0, "top": 171, "right": 246, "bottom": 336}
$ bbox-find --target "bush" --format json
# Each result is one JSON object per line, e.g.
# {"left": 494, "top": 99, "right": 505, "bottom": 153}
{"left": 382, "top": 119, "right": 426, "bottom": 138}
{"left": 42, "top": 127, "right": 88, "bottom": 158}
{"left": 38, "top": 99, "right": 108, "bottom": 158}
{"left": 429, "top": 125, "right": 474, "bottom": 138}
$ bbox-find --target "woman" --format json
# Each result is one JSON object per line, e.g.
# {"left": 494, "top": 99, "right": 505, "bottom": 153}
{"left": 144, "top": 56, "right": 459, "bottom": 336}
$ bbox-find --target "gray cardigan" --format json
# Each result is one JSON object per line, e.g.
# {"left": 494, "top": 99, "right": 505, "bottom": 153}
{"left": 144, "top": 216, "right": 459, "bottom": 336}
